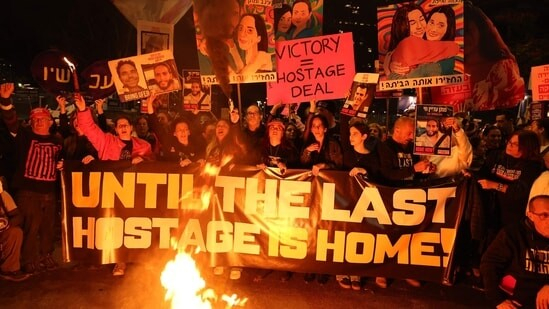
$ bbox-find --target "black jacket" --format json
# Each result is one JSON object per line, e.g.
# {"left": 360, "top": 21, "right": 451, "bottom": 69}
{"left": 480, "top": 219, "right": 549, "bottom": 307}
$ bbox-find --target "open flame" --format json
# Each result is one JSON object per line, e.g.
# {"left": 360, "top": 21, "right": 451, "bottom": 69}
{"left": 161, "top": 155, "right": 247, "bottom": 308}
{"left": 160, "top": 250, "right": 212, "bottom": 309}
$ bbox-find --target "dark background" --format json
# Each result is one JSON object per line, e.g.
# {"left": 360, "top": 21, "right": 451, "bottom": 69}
{"left": 0, "top": 0, "right": 547, "bottom": 107}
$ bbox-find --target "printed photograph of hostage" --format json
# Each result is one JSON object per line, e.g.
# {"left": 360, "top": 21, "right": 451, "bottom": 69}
{"left": 183, "top": 79, "right": 211, "bottom": 111}
{"left": 341, "top": 73, "right": 379, "bottom": 118}
{"left": 414, "top": 105, "right": 454, "bottom": 156}
{"left": 377, "top": 1, "right": 464, "bottom": 89}
{"left": 144, "top": 60, "right": 181, "bottom": 94}
{"left": 108, "top": 58, "right": 150, "bottom": 103}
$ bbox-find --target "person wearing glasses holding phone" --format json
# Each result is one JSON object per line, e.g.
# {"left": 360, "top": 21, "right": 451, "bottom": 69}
{"left": 480, "top": 194, "right": 549, "bottom": 309}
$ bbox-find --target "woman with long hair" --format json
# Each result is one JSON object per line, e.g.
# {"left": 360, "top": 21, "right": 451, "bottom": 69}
{"left": 337, "top": 122, "right": 381, "bottom": 290}
{"left": 235, "top": 13, "right": 273, "bottom": 75}
{"left": 300, "top": 114, "right": 343, "bottom": 176}
{"left": 274, "top": 4, "right": 293, "bottom": 41}
{"left": 257, "top": 119, "right": 299, "bottom": 172}
{"left": 205, "top": 118, "right": 246, "bottom": 166}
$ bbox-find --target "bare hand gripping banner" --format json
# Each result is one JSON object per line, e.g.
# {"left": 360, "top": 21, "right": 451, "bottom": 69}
{"left": 61, "top": 161, "right": 466, "bottom": 284}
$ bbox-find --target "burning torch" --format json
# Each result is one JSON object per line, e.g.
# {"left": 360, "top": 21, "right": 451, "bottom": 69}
{"left": 63, "top": 57, "right": 80, "bottom": 95}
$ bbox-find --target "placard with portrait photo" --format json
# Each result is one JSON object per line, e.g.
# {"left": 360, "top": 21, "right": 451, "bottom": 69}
{"left": 341, "top": 73, "right": 379, "bottom": 118}
{"left": 108, "top": 50, "right": 180, "bottom": 103}
{"left": 414, "top": 104, "right": 454, "bottom": 156}
{"left": 377, "top": 0, "right": 464, "bottom": 91}
{"left": 182, "top": 70, "right": 211, "bottom": 111}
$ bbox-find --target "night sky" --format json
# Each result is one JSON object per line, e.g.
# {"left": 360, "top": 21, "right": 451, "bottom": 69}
{"left": 1, "top": 0, "right": 548, "bottom": 87}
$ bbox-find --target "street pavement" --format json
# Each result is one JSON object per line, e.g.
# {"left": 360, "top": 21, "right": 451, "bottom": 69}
{"left": 0, "top": 247, "right": 491, "bottom": 309}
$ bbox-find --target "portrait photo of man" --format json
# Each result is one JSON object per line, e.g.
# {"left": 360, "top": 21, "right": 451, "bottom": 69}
{"left": 349, "top": 84, "right": 368, "bottom": 110}
{"left": 183, "top": 79, "right": 211, "bottom": 111}
{"left": 416, "top": 118, "right": 450, "bottom": 147}
{"left": 146, "top": 60, "right": 181, "bottom": 93}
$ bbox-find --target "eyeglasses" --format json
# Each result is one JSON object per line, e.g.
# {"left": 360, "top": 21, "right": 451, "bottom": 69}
{"left": 507, "top": 140, "right": 519, "bottom": 147}
{"left": 530, "top": 211, "right": 549, "bottom": 220}
{"left": 246, "top": 111, "right": 259, "bottom": 116}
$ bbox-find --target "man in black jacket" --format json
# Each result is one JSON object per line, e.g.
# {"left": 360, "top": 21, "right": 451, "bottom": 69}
{"left": 481, "top": 194, "right": 549, "bottom": 308}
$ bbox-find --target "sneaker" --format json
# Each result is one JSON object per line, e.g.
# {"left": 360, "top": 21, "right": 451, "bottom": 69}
{"left": 40, "top": 254, "right": 58, "bottom": 270}
{"left": 338, "top": 277, "right": 351, "bottom": 289}
{"left": 375, "top": 277, "right": 388, "bottom": 289}
{"left": 213, "top": 266, "right": 224, "bottom": 275}
{"left": 229, "top": 268, "right": 242, "bottom": 280}
{"left": 405, "top": 278, "right": 421, "bottom": 288}
{"left": 112, "top": 263, "right": 126, "bottom": 276}
{"left": 0, "top": 270, "right": 31, "bottom": 282}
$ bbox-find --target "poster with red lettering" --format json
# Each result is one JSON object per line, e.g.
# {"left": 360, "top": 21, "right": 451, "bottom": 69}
{"left": 531, "top": 64, "right": 549, "bottom": 102}
{"left": 267, "top": 32, "right": 355, "bottom": 105}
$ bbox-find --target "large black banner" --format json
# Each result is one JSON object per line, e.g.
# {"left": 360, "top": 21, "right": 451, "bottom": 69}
{"left": 61, "top": 160, "right": 466, "bottom": 283}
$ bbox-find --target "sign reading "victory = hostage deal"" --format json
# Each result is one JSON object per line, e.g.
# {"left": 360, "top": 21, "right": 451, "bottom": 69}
{"left": 267, "top": 32, "right": 355, "bottom": 105}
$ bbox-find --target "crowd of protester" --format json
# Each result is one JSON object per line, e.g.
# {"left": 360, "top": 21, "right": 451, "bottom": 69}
{"left": 0, "top": 82, "right": 548, "bottom": 308}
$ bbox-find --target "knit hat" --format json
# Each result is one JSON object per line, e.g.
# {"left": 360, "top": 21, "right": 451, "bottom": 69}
{"left": 29, "top": 107, "right": 52, "bottom": 119}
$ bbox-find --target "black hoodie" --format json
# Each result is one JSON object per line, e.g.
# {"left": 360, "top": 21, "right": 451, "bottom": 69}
{"left": 481, "top": 218, "right": 549, "bottom": 307}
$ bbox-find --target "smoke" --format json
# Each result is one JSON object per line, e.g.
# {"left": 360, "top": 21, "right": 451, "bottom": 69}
{"left": 194, "top": 0, "right": 239, "bottom": 98}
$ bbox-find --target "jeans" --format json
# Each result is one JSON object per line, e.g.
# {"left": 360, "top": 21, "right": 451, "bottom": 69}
{"left": 16, "top": 190, "right": 56, "bottom": 265}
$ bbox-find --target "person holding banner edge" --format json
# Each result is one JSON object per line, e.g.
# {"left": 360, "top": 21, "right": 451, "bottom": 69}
{"left": 337, "top": 121, "right": 381, "bottom": 290}
{"left": 375, "top": 116, "right": 435, "bottom": 288}
{"left": 74, "top": 93, "right": 154, "bottom": 276}
{"left": 0, "top": 82, "right": 63, "bottom": 275}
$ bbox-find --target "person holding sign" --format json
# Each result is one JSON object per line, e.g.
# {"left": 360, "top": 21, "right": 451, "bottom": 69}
{"left": 424, "top": 117, "right": 473, "bottom": 179}
{"left": 375, "top": 116, "right": 433, "bottom": 288}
